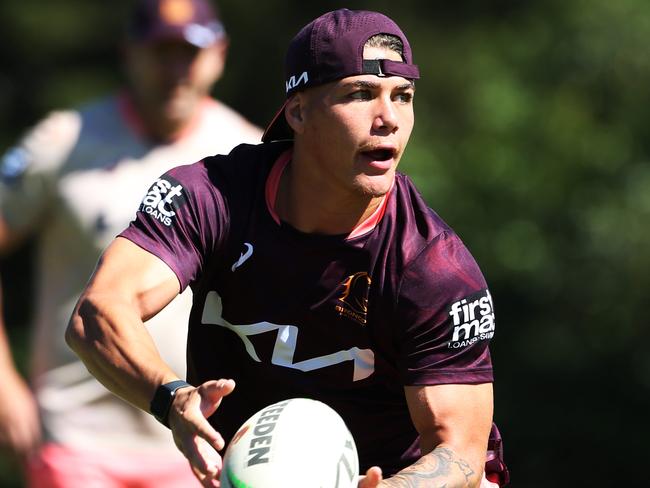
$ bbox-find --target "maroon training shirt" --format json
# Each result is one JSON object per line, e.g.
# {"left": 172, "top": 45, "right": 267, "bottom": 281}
{"left": 120, "top": 141, "right": 495, "bottom": 475}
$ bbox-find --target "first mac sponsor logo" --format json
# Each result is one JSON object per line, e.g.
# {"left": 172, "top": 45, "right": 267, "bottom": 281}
{"left": 139, "top": 176, "right": 187, "bottom": 226}
{"left": 447, "top": 289, "right": 495, "bottom": 349}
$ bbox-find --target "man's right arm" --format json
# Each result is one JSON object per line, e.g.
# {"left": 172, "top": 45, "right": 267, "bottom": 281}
{"left": 65, "top": 236, "right": 184, "bottom": 410}
{"left": 66, "top": 236, "right": 234, "bottom": 487}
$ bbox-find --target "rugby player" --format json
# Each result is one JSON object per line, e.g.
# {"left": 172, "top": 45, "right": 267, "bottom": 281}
{"left": 66, "top": 9, "right": 508, "bottom": 488}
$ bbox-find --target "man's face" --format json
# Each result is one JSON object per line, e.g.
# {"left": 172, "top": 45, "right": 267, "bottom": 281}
{"left": 294, "top": 46, "right": 415, "bottom": 199}
{"left": 124, "top": 38, "right": 225, "bottom": 125}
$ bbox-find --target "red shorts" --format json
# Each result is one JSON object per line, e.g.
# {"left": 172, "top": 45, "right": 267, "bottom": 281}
{"left": 26, "top": 443, "right": 200, "bottom": 488}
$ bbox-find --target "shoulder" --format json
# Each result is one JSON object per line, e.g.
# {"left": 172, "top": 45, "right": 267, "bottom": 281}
{"left": 390, "top": 173, "right": 455, "bottom": 260}
{"left": 159, "top": 142, "right": 291, "bottom": 202}
{"left": 202, "top": 141, "right": 292, "bottom": 182}
{"left": 388, "top": 173, "right": 487, "bottom": 288}
{"left": 27, "top": 109, "right": 82, "bottom": 143}
{"left": 1, "top": 94, "right": 125, "bottom": 182}
{"left": 202, "top": 98, "right": 263, "bottom": 143}
{"left": 1, "top": 108, "right": 82, "bottom": 182}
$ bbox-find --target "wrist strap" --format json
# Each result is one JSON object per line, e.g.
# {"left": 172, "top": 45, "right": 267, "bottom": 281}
{"left": 149, "top": 380, "right": 192, "bottom": 428}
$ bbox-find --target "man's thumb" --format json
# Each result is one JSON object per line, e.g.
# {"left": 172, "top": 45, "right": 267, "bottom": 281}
{"left": 199, "top": 379, "right": 236, "bottom": 416}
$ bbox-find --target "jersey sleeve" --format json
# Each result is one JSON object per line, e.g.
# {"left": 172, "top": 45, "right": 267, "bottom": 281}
{"left": 396, "top": 231, "right": 495, "bottom": 385}
{"left": 119, "top": 161, "right": 227, "bottom": 291}
{"left": 0, "top": 111, "right": 80, "bottom": 234}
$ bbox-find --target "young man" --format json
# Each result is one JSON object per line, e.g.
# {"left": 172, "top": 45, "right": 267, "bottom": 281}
{"left": 0, "top": 0, "right": 260, "bottom": 486}
{"left": 66, "top": 9, "right": 508, "bottom": 488}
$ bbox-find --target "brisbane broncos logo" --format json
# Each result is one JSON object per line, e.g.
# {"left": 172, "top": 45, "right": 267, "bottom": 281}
{"left": 335, "top": 272, "right": 371, "bottom": 325}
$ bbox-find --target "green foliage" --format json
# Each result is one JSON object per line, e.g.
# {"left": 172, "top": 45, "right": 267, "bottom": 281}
{"left": 0, "top": 456, "right": 22, "bottom": 488}
{"left": 1, "top": 1, "right": 648, "bottom": 486}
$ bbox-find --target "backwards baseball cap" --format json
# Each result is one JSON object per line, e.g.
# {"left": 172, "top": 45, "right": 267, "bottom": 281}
{"left": 262, "top": 8, "right": 420, "bottom": 143}
{"left": 129, "top": 0, "right": 225, "bottom": 49}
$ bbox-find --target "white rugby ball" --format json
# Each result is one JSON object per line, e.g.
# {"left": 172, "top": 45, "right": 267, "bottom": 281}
{"left": 220, "top": 398, "right": 359, "bottom": 488}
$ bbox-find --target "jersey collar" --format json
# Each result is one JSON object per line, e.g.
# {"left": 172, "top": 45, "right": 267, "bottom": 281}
{"left": 264, "top": 149, "right": 392, "bottom": 240}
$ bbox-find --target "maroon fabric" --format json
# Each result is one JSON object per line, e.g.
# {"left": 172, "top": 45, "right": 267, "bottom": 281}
{"left": 285, "top": 9, "right": 419, "bottom": 94}
{"left": 120, "top": 142, "right": 496, "bottom": 475}
{"left": 486, "top": 423, "right": 511, "bottom": 486}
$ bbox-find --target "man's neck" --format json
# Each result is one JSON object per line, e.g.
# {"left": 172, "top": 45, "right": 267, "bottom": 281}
{"left": 275, "top": 151, "right": 384, "bottom": 236}
{"left": 137, "top": 107, "right": 188, "bottom": 143}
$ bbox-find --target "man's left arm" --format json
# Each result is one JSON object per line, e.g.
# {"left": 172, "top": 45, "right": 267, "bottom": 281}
{"left": 380, "top": 383, "right": 494, "bottom": 488}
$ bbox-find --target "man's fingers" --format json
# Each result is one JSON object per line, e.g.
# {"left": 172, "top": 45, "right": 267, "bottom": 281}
{"left": 191, "top": 463, "right": 220, "bottom": 488}
{"left": 189, "top": 414, "right": 227, "bottom": 452}
{"left": 176, "top": 421, "right": 224, "bottom": 482}
{"left": 198, "top": 379, "right": 236, "bottom": 418}
{"left": 193, "top": 434, "right": 223, "bottom": 474}
{"left": 358, "top": 466, "right": 383, "bottom": 487}
{"left": 169, "top": 379, "right": 235, "bottom": 485}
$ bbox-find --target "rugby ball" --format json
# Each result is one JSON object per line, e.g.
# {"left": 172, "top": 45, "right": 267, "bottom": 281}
{"left": 220, "top": 398, "right": 359, "bottom": 488}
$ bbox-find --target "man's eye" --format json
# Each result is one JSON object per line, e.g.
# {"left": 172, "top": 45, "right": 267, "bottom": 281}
{"left": 349, "top": 90, "right": 372, "bottom": 100}
{"left": 394, "top": 92, "right": 414, "bottom": 103}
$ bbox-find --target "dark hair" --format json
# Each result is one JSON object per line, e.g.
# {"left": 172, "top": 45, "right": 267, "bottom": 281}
{"left": 364, "top": 34, "right": 404, "bottom": 59}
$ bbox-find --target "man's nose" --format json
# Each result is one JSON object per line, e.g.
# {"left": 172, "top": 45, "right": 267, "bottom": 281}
{"left": 372, "top": 95, "right": 399, "bottom": 133}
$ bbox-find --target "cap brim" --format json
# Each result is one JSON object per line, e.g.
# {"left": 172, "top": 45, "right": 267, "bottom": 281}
{"left": 138, "top": 22, "right": 224, "bottom": 48}
{"left": 262, "top": 99, "right": 293, "bottom": 143}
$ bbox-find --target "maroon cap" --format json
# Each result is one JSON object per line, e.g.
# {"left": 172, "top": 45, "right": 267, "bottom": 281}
{"left": 262, "top": 9, "right": 420, "bottom": 143}
{"left": 129, "top": 0, "right": 225, "bottom": 48}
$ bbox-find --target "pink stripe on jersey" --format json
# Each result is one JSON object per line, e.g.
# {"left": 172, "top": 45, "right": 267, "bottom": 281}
{"left": 264, "top": 149, "right": 292, "bottom": 225}
{"left": 264, "top": 149, "right": 392, "bottom": 239}
{"left": 347, "top": 185, "right": 392, "bottom": 239}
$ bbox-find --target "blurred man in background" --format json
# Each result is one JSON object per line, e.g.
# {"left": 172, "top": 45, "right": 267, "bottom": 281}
{"left": 0, "top": 0, "right": 261, "bottom": 485}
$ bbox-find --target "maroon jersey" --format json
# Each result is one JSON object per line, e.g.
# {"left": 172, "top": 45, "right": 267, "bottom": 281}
{"left": 120, "top": 142, "right": 495, "bottom": 475}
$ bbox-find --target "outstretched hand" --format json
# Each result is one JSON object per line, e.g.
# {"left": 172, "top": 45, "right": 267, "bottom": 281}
{"left": 168, "top": 379, "right": 236, "bottom": 488}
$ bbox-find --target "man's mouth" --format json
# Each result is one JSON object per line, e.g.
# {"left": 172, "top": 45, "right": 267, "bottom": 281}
{"left": 361, "top": 148, "right": 396, "bottom": 161}
{"left": 358, "top": 146, "right": 398, "bottom": 173}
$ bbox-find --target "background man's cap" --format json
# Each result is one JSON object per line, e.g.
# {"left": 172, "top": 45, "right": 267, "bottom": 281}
{"left": 129, "top": 0, "right": 225, "bottom": 49}
{"left": 262, "top": 8, "right": 420, "bottom": 143}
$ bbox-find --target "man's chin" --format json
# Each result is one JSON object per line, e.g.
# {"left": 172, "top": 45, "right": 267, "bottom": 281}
{"left": 353, "top": 182, "right": 392, "bottom": 200}
{"left": 354, "top": 172, "right": 395, "bottom": 198}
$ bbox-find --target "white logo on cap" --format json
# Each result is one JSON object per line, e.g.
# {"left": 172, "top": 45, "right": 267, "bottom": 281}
{"left": 285, "top": 71, "right": 309, "bottom": 92}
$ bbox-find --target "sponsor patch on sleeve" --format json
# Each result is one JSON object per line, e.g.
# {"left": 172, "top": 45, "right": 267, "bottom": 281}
{"left": 447, "top": 289, "right": 495, "bottom": 349}
{"left": 0, "top": 147, "right": 30, "bottom": 185}
{"left": 138, "top": 176, "right": 187, "bottom": 227}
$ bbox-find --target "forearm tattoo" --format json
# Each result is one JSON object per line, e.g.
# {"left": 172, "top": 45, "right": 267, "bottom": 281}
{"left": 380, "top": 447, "right": 477, "bottom": 488}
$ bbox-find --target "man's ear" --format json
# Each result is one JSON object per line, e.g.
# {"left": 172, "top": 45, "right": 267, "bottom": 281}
{"left": 284, "top": 93, "right": 305, "bottom": 135}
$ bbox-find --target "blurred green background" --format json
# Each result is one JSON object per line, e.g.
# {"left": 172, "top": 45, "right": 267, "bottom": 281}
{"left": 1, "top": 0, "right": 648, "bottom": 486}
